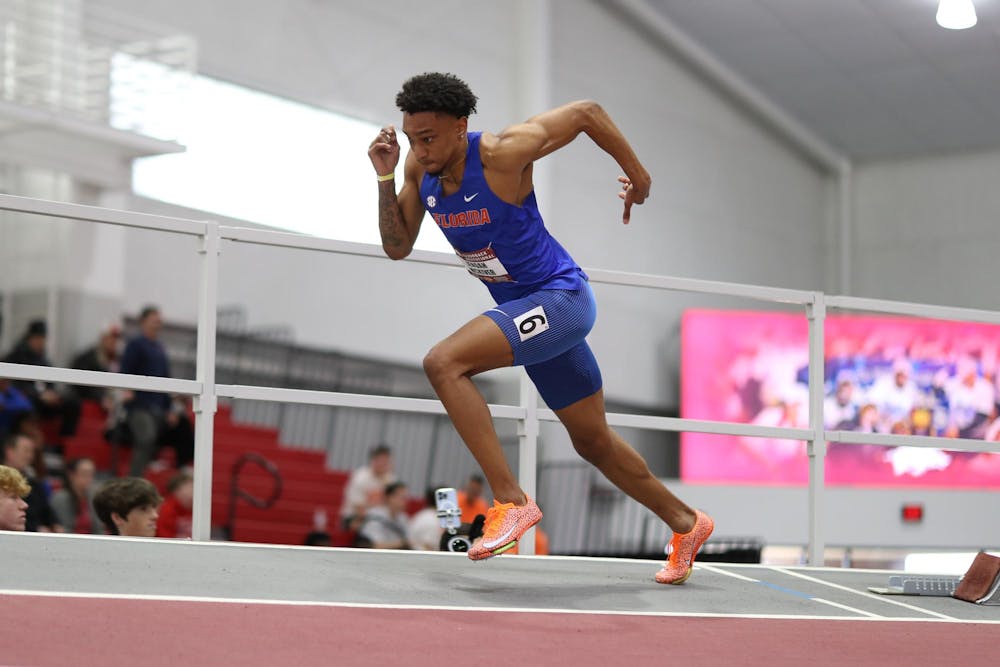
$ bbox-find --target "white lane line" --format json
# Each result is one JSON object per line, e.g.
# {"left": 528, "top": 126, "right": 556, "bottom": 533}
{"left": 699, "top": 563, "right": 760, "bottom": 583}
{"left": 4, "top": 588, "right": 996, "bottom": 623}
{"left": 0, "top": 588, "right": 853, "bottom": 621}
{"left": 813, "top": 598, "right": 881, "bottom": 618}
{"left": 699, "top": 564, "right": 882, "bottom": 619}
{"left": 770, "top": 567, "right": 957, "bottom": 621}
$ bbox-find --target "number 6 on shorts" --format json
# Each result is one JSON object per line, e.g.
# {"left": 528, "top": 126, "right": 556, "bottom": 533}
{"left": 514, "top": 305, "right": 549, "bottom": 342}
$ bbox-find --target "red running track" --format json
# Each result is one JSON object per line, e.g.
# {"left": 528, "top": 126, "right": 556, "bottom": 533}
{"left": 3, "top": 594, "right": 997, "bottom": 666}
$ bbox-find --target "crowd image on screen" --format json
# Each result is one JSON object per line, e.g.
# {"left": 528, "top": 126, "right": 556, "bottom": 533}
{"left": 827, "top": 353, "right": 995, "bottom": 440}
{"left": 722, "top": 330, "right": 1000, "bottom": 480}
{"left": 726, "top": 334, "right": 1000, "bottom": 440}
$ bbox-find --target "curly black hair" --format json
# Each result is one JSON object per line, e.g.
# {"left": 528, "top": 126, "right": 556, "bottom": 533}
{"left": 395, "top": 72, "right": 478, "bottom": 118}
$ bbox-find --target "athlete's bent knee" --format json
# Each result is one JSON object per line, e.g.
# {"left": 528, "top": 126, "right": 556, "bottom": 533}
{"left": 423, "top": 344, "right": 457, "bottom": 384}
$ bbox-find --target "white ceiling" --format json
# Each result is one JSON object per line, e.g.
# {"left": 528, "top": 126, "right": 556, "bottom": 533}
{"left": 645, "top": 0, "right": 1000, "bottom": 161}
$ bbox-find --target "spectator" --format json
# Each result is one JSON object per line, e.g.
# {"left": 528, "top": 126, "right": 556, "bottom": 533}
{"left": 0, "top": 464, "right": 29, "bottom": 531}
{"left": 2, "top": 318, "right": 80, "bottom": 437}
{"left": 93, "top": 477, "right": 161, "bottom": 537}
{"left": 70, "top": 323, "right": 122, "bottom": 409}
{"left": 535, "top": 526, "right": 549, "bottom": 555}
{"left": 16, "top": 414, "right": 51, "bottom": 480}
{"left": 909, "top": 406, "right": 935, "bottom": 437}
{"left": 866, "top": 358, "right": 919, "bottom": 430}
{"left": 407, "top": 487, "right": 443, "bottom": 551}
{"left": 50, "top": 457, "right": 100, "bottom": 534}
{"left": 340, "top": 443, "right": 397, "bottom": 531}
{"left": 156, "top": 471, "right": 194, "bottom": 539}
{"left": 119, "top": 306, "right": 194, "bottom": 475}
{"left": 456, "top": 473, "right": 489, "bottom": 523}
{"left": 1, "top": 433, "right": 61, "bottom": 532}
{"left": 856, "top": 403, "right": 880, "bottom": 433}
{"left": 747, "top": 384, "right": 809, "bottom": 466}
{"left": 824, "top": 373, "right": 859, "bottom": 430}
{"left": 944, "top": 357, "right": 996, "bottom": 439}
{"left": 357, "top": 481, "right": 410, "bottom": 549}
{"left": 890, "top": 420, "right": 912, "bottom": 435}
{"left": 0, "top": 378, "right": 33, "bottom": 440}
{"left": 304, "top": 531, "right": 333, "bottom": 547}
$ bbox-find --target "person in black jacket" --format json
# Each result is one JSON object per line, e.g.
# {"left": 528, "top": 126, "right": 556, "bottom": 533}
{"left": 118, "top": 307, "right": 193, "bottom": 475}
{"left": 70, "top": 323, "right": 122, "bottom": 409}
{"left": 3, "top": 319, "right": 80, "bottom": 437}
{"left": 1, "top": 432, "right": 62, "bottom": 532}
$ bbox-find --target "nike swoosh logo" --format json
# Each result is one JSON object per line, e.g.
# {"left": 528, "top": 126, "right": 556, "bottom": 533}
{"left": 464, "top": 193, "right": 479, "bottom": 202}
{"left": 482, "top": 525, "right": 517, "bottom": 550}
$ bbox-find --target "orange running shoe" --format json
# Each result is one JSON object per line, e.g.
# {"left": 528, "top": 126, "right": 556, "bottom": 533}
{"left": 655, "top": 509, "right": 714, "bottom": 585}
{"left": 468, "top": 497, "right": 543, "bottom": 561}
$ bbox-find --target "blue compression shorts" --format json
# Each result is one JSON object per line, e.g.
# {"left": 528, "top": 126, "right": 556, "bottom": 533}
{"left": 483, "top": 283, "right": 603, "bottom": 410}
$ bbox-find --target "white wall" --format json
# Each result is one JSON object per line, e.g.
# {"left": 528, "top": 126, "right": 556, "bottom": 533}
{"left": 657, "top": 484, "right": 998, "bottom": 550}
{"left": 546, "top": 1, "right": 832, "bottom": 408}
{"left": 0, "top": 169, "right": 128, "bottom": 359}
{"left": 852, "top": 148, "right": 1000, "bottom": 310}
{"left": 96, "top": 0, "right": 523, "bottom": 131}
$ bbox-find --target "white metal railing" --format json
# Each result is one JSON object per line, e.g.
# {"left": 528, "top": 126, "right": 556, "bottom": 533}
{"left": 2, "top": 192, "right": 999, "bottom": 563}
{"left": 0, "top": 0, "right": 195, "bottom": 141}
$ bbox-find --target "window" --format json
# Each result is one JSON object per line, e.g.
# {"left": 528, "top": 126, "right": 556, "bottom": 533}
{"left": 130, "top": 74, "right": 451, "bottom": 253}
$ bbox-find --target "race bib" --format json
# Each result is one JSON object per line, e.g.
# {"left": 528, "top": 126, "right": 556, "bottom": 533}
{"left": 455, "top": 246, "right": 513, "bottom": 283}
{"left": 513, "top": 305, "right": 549, "bottom": 342}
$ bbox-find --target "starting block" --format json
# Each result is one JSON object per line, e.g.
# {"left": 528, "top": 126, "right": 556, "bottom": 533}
{"left": 868, "top": 551, "right": 1000, "bottom": 604}
{"left": 868, "top": 575, "right": 961, "bottom": 597}
{"left": 953, "top": 552, "right": 1000, "bottom": 605}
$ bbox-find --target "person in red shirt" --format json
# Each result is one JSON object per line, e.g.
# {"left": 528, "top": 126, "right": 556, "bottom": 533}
{"left": 456, "top": 474, "right": 488, "bottom": 524}
{"left": 156, "top": 471, "right": 193, "bottom": 539}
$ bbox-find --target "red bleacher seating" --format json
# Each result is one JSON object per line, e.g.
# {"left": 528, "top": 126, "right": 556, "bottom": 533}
{"left": 62, "top": 400, "right": 116, "bottom": 471}
{"left": 212, "top": 405, "right": 350, "bottom": 545}
{"left": 68, "top": 401, "right": 353, "bottom": 546}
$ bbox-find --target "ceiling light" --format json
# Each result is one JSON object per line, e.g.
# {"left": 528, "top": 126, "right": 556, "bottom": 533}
{"left": 936, "top": 0, "right": 977, "bottom": 30}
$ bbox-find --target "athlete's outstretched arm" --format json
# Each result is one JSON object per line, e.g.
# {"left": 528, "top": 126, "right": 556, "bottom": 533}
{"left": 369, "top": 125, "right": 425, "bottom": 259}
{"left": 493, "top": 101, "right": 652, "bottom": 224}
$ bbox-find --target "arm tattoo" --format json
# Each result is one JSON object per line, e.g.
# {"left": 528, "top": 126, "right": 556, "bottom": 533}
{"left": 378, "top": 183, "right": 406, "bottom": 249}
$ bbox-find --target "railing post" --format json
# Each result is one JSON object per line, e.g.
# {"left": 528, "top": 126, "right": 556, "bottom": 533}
{"left": 806, "top": 293, "right": 827, "bottom": 566}
{"left": 517, "top": 372, "right": 539, "bottom": 555}
{"left": 191, "top": 222, "right": 220, "bottom": 541}
{"left": 511, "top": 0, "right": 550, "bottom": 561}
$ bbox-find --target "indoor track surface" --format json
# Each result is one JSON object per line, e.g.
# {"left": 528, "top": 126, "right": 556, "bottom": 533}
{"left": 1, "top": 532, "right": 996, "bottom": 665}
